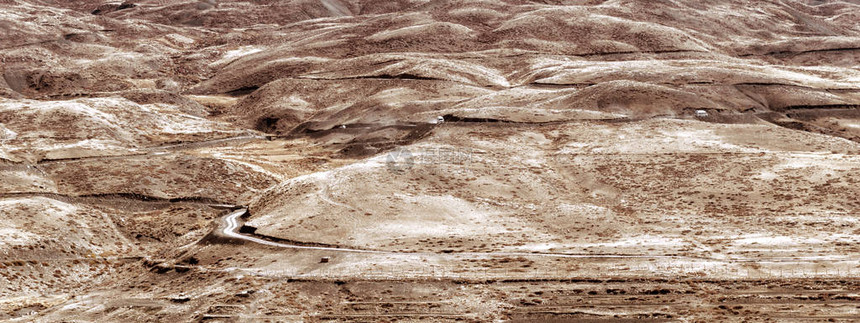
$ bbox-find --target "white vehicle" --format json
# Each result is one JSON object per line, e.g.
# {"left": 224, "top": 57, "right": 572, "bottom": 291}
{"left": 695, "top": 110, "right": 709, "bottom": 118}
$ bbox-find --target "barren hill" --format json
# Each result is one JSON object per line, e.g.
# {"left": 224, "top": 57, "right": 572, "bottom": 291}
{"left": 2, "top": 0, "right": 860, "bottom": 321}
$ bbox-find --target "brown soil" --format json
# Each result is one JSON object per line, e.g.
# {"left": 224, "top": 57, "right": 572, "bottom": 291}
{"left": 1, "top": 0, "right": 859, "bottom": 321}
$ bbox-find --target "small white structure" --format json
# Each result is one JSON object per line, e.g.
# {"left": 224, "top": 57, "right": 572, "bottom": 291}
{"left": 430, "top": 116, "right": 445, "bottom": 124}
{"left": 338, "top": 125, "right": 346, "bottom": 129}
{"left": 695, "top": 110, "right": 709, "bottom": 118}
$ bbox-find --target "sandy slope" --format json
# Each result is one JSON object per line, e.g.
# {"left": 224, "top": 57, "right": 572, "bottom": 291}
{"left": 1, "top": 0, "right": 860, "bottom": 321}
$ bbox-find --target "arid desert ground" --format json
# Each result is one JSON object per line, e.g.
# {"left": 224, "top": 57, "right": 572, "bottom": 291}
{"left": 1, "top": 0, "right": 860, "bottom": 321}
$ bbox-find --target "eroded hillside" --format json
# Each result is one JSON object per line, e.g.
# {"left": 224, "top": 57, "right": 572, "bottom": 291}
{"left": 1, "top": 0, "right": 859, "bottom": 321}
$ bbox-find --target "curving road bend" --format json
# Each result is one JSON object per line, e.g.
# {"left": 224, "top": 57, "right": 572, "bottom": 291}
{"left": 218, "top": 208, "right": 382, "bottom": 253}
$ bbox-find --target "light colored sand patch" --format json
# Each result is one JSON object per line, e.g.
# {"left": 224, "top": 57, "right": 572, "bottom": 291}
{"left": 208, "top": 151, "right": 286, "bottom": 180}
{"left": 754, "top": 170, "right": 779, "bottom": 180}
{"left": 557, "top": 203, "right": 612, "bottom": 218}
{"left": 768, "top": 153, "right": 855, "bottom": 178}
{"left": 163, "top": 33, "right": 195, "bottom": 47}
{"left": 581, "top": 235, "right": 690, "bottom": 248}
{"left": 0, "top": 197, "right": 79, "bottom": 245}
{"left": 529, "top": 59, "right": 856, "bottom": 88}
{"left": 359, "top": 194, "right": 509, "bottom": 239}
{"left": 0, "top": 196, "right": 76, "bottom": 213}
{"left": 0, "top": 227, "right": 38, "bottom": 245}
{"left": 777, "top": 157, "right": 826, "bottom": 169}
{"left": 281, "top": 156, "right": 387, "bottom": 185}
{"left": 658, "top": 128, "right": 756, "bottom": 152}
{"left": 0, "top": 169, "right": 56, "bottom": 192}
{"left": 0, "top": 295, "right": 68, "bottom": 313}
{"left": 211, "top": 46, "right": 264, "bottom": 66}
{"left": 730, "top": 234, "right": 826, "bottom": 246}
{"left": 556, "top": 120, "right": 772, "bottom": 154}
{"left": 0, "top": 124, "right": 17, "bottom": 141}
{"left": 367, "top": 22, "right": 474, "bottom": 42}
{"left": 21, "top": 100, "right": 122, "bottom": 132}
{"left": 36, "top": 138, "right": 133, "bottom": 153}
{"left": 186, "top": 95, "right": 240, "bottom": 108}
{"left": 774, "top": 214, "right": 860, "bottom": 224}
{"left": 509, "top": 242, "right": 563, "bottom": 252}
{"left": 369, "top": 87, "right": 422, "bottom": 102}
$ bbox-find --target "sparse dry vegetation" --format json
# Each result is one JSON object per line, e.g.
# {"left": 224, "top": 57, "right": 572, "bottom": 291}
{"left": 1, "top": 0, "right": 859, "bottom": 321}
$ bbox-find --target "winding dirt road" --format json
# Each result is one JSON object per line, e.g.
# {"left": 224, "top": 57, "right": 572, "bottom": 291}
{"left": 217, "top": 208, "right": 708, "bottom": 260}
{"left": 213, "top": 208, "right": 858, "bottom": 267}
{"left": 218, "top": 208, "right": 381, "bottom": 253}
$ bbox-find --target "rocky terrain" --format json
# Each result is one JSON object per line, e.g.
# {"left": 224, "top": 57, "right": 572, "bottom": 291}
{"left": 1, "top": 0, "right": 860, "bottom": 321}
